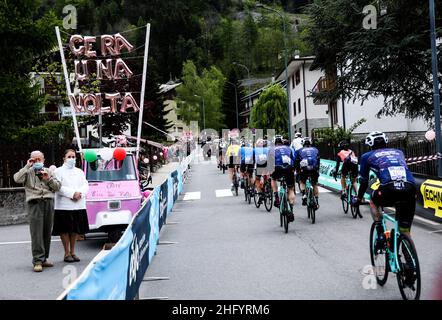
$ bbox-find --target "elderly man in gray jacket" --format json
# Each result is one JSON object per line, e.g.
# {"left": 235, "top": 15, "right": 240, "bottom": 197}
{"left": 14, "top": 150, "right": 61, "bottom": 272}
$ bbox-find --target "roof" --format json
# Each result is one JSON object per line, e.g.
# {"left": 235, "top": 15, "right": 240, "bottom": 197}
{"left": 240, "top": 79, "right": 285, "bottom": 102}
{"left": 275, "top": 56, "right": 316, "bottom": 82}
{"left": 159, "top": 82, "right": 181, "bottom": 94}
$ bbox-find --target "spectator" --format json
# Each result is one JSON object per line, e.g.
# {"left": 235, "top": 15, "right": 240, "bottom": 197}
{"left": 52, "top": 149, "right": 89, "bottom": 263}
{"left": 13, "top": 150, "right": 61, "bottom": 272}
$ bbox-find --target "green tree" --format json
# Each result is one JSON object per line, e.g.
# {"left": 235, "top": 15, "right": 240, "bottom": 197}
{"left": 313, "top": 118, "right": 367, "bottom": 145}
{"left": 175, "top": 60, "right": 226, "bottom": 132}
{"left": 0, "top": 1, "right": 60, "bottom": 143}
{"left": 305, "top": 0, "right": 442, "bottom": 123}
{"left": 250, "top": 83, "right": 288, "bottom": 135}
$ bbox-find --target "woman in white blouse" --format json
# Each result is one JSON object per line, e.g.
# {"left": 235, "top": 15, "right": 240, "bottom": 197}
{"left": 53, "top": 149, "right": 89, "bottom": 263}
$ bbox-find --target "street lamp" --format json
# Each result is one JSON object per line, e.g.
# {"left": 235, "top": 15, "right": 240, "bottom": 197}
{"left": 429, "top": 0, "right": 442, "bottom": 177}
{"left": 232, "top": 62, "right": 253, "bottom": 121}
{"left": 194, "top": 94, "right": 205, "bottom": 130}
{"left": 256, "top": 3, "right": 292, "bottom": 141}
{"left": 225, "top": 80, "right": 239, "bottom": 129}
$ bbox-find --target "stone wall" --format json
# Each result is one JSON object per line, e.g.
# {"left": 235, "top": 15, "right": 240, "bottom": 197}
{"left": 0, "top": 188, "right": 28, "bottom": 225}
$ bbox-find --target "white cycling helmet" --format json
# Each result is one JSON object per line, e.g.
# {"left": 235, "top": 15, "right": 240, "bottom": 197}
{"left": 273, "top": 135, "right": 284, "bottom": 144}
{"left": 295, "top": 132, "right": 302, "bottom": 138}
{"left": 365, "top": 131, "right": 388, "bottom": 147}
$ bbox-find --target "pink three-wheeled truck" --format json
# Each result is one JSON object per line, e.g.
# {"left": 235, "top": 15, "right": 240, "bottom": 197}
{"left": 82, "top": 148, "right": 146, "bottom": 243}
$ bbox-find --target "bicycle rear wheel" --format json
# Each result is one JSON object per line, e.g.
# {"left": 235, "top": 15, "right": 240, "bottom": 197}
{"left": 308, "top": 188, "right": 316, "bottom": 224}
{"left": 254, "top": 189, "right": 261, "bottom": 208}
{"left": 369, "top": 222, "right": 389, "bottom": 286}
{"left": 264, "top": 182, "right": 273, "bottom": 212}
{"left": 396, "top": 233, "right": 421, "bottom": 300}
{"left": 342, "top": 186, "right": 349, "bottom": 214}
{"left": 350, "top": 186, "right": 359, "bottom": 218}
{"left": 247, "top": 187, "right": 252, "bottom": 204}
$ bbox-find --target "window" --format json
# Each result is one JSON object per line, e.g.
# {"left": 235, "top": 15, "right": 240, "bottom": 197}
{"left": 295, "top": 69, "right": 301, "bottom": 85}
{"left": 292, "top": 74, "right": 295, "bottom": 89}
{"left": 293, "top": 101, "right": 297, "bottom": 116}
{"left": 298, "top": 98, "right": 301, "bottom": 114}
{"left": 86, "top": 155, "right": 137, "bottom": 182}
{"left": 177, "top": 114, "right": 182, "bottom": 121}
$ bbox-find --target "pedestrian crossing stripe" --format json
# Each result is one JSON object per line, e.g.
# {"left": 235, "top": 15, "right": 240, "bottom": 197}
{"left": 318, "top": 186, "right": 331, "bottom": 193}
{"left": 183, "top": 192, "right": 201, "bottom": 201}
{"left": 215, "top": 189, "right": 234, "bottom": 197}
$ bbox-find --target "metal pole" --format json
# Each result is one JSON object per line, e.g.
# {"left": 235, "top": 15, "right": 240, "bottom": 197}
{"left": 429, "top": 0, "right": 442, "bottom": 177}
{"left": 98, "top": 112, "right": 102, "bottom": 148}
{"left": 203, "top": 97, "right": 206, "bottom": 130}
{"left": 136, "top": 24, "right": 151, "bottom": 160}
{"left": 55, "top": 26, "right": 83, "bottom": 152}
{"left": 226, "top": 80, "right": 239, "bottom": 129}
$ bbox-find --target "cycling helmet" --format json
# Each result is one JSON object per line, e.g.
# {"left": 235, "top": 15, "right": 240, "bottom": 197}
{"left": 295, "top": 132, "right": 302, "bottom": 138}
{"left": 274, "top": 135, "right": 283, "bottom": 145}
{"left": 283, "top": 139, "right": 290, "bottom": 146}
{"left": 365, "top": 131, "right": 388, "bottom": 148}
{"left": 256, "top": 139, "right": 264, "bottom": 147}
{"left": 338, "top": 140, "right": 350, "bottom": 150}
{"left": 302, "top": 137, "right": 312, "bottom": 146}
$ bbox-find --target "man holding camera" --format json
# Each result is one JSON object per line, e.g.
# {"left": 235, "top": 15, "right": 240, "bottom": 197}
{"left": 14, "top": 151, "right": 61, "bottom": 272}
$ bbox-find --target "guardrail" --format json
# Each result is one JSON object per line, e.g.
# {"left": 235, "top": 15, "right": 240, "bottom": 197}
{"left": 56, "top": 151, "right": 194, "bottom": 300}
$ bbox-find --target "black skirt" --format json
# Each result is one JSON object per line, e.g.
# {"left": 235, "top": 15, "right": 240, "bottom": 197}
{"left": 52, "top": 209, "right": 90, "bottom": 235}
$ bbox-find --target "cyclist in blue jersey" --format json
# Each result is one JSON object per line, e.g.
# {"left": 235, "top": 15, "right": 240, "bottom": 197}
{"left": 269, "top": 136, "right": 296, "bottom": 222}
{"left": 295, "top": 137, "right": 320, "bottom": 208}
{"left": 352, "top": 131, "right": 417, "bottom": 244}
{"left": 240, "top": 141, "right": 255, "bottom": 190}
{"left": 254, "top": 139, "right": 269, "bottom": 205}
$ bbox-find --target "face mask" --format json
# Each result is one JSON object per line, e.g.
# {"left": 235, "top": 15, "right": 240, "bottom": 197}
{"left": 65, "top": 158, "right": 76, "bottom": 169}
{"left": 33, "top": 162, "right": 44, "bottom": 170}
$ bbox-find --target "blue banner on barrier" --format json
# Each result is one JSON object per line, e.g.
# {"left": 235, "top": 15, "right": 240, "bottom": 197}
{"left": 159, "top": 180, "right": 168, "bottom": 230}
{"left": 178, "top": 168, "right": 184, "bottom": 195}
{"left": 148, "top": 187, "right": 160, "bottom": 263}
{"left": 126, "top": 200, "right": 151, "bottom": 300}
{"left": 171, "top": 170, "right": 179, "bottom": 202}
{"left": 167, "top": 175, "right": 174, "bottom": 215}
{"left": 66, "top": 227, "right": 133, "bottom": 300}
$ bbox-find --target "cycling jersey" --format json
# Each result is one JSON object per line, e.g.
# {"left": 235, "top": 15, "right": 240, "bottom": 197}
{"left": 270, "top": 145, "right": 296, "bottom": 167}
{"left": 290, "top": 138, "right": 303, "bottom": 151}
{"left": 335, "top": 149, "right": 358, "bottom": 177}
{"left": 240, "top": 147, "right": 255, "bottom": 165}
{"left": 254, "top": 147, "right": 269, "bottom": 165}
{"left": 296, "top": 147, "right": 320, "bottom": 170}
{"left": 226, "top": 144, "right": 240, "bottom": 158}
{"left": 359, "top": 148, "right": 415, "bottom": 186}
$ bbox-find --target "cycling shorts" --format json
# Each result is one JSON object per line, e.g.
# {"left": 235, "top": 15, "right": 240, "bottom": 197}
{"left": 299, "top": 169, "right": 319, "bottom": 184}
{"left": 271, "top": 166, "right": 295, "bottom": 188}
{"left": 240, "top": 164, "right": 254, "bottom": 175}
{"left": 341, "top": 162, "right": 358, "bottom": 178}
{"left": 370, "top": 182, "right": 416, "bottom": 230}
{"left": 228, "top": 156, "right": 240, "bottom": 168}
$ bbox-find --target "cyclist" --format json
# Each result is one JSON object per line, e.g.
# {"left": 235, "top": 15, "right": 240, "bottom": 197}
{"left": 269, "top": 135, "right": 296, "bottom": 222}
{"left": 295, "top": 137, "right": 320, "bottom": 208}
{"left": 254, "top": 138, "right": 269, "bottom": 205}
{"left": 290, "top": 132, "right": 303, "bottom": 151}
{"left": 352, "top": 131, "right": 416, "bottom": 245}
{"left": 225, "top": 138, "right": 241, "bottom": 192}
{"left": 240, "top": 140, "right": 255, "bottom": 190}
{"left": 333, "top": 140, "right": 359, "bottom": 200}
{"left": 217, "top": 138, "right": 227, "bottom": 170}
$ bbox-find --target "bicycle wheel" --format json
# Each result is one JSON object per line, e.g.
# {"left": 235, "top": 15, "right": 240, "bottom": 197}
{"left": 396, "top": 233, "right": 421, "bottom": 300}
{"left": 342, "top": 185, "right": 349, "bottom": 214}
{"left": 248, "top": 187, "right": 252, "bottom": 204}
{"left": 264, "top": 182, "right": 273, "bottom": 212}
{"left": 310, "top": 191, "right": 316, "bottom": 224}
{"left": 369, "top": 222, "right": 389, "bottom": 286}
{"left": 244, "top": 180, "right": 249, "bottom": 202}
{"left": 253, "top": 189, "right": 261, "bottom": 208}
{"left": 281, "top": 194, "right": 289, "bottom": 233}
{"left": 350, "top": 185, "right": 359, "bottom": 218}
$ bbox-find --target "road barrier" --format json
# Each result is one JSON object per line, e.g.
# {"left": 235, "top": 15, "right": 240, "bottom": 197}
{"left": 318, "top": 159, "right": 442, "bottom": 223}
{"left": 57, "top": 152, "right": 194, "bottom": 300}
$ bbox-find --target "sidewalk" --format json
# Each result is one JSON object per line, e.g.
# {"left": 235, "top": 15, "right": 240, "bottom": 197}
{"left": 150, "top": 161, "right": 181, "bottom": 188}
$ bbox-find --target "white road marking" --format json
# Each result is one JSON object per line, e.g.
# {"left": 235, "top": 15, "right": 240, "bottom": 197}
{"left": 318, "top": 186, "right": 331, "bottom": 193}
{"left": 414, "top": 215, "right": 441, "bottom": 226}
{"left": 216, "top": 189, "right": 234, "bottom": 197}
{"left": 183, "top": 192, "right": 201, "bottom": 201}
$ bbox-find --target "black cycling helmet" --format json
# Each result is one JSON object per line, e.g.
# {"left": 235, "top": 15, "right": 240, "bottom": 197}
{"left": 302, "top": 137, "right": 312, "bottom": 147}
{"left": 339, "top": 140, "right": 350, "bottom": 150}
{"left": 274, "top": 135, "right": 283, "bottom": 145}
{"left": 283, "top": 139, "right": 290, "bottom": 146}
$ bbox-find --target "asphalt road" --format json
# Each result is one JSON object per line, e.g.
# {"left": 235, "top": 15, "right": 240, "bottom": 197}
{"left": 138, "top": 150, "right": 442, "bottom": 300}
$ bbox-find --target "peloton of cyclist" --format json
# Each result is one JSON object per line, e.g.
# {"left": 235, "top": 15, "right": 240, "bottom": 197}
{"left": 352, "top": 131, "right": 417, "bottom": 244}
{"left": 269, "top": 135, "right": 296, "bottom": 222}
{"left": 225, "top": 137, "right": 241, "bottom": 192}
{"left": 333, "top": 140, "right": 359, "bottom": 200}
{"left": 295, "top": 137, "right": 320, "bottom": 209}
